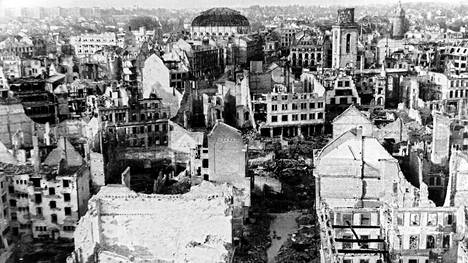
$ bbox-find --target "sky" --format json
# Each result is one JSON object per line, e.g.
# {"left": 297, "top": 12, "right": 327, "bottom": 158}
{"left": 0, "top": 0, "right": 465, "bottom": 9}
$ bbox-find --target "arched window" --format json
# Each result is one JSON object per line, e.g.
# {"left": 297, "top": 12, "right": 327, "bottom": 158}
{"left": 346, "top": 33, "right": 351, "bottom": 54}
{"left": 426, "top": 235, "right": 435, "bottom": 249}
{"left": 377, "top": 97, "right": 384, "bottom": 106}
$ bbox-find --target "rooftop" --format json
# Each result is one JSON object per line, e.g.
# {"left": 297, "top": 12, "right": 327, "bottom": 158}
{"left": 192, "top": 8, "right": 249, "bottom": 27}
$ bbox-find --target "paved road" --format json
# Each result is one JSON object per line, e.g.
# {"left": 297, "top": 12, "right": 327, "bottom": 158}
{"left": 266, "top": 211, "right": 301, "bottom": 263}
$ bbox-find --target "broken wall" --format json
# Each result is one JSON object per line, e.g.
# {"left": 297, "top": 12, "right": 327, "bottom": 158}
{"left": 431, "top": 112, "right": 450, "bottom": 164}
{"left": 90, "top": 151, "right": 105, "bottom": 188}
{"left": 142, "top": 54, "right": 182, "bottom": 118}
{"left": 72, "top": 182, "right": 234, "bottom": 263}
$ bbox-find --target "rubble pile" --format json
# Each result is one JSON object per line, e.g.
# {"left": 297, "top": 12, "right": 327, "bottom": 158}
{"left": 233, "top": 212, "right": 273, "bottom": 263}
{"left": 274, "top": 210, "right": 321, "bottom": 263}
{"left": 72, "top": 182, "right": 235, "bottom": 263}
{"left": 160, "top": 176, "right": 192, "bottom": 194}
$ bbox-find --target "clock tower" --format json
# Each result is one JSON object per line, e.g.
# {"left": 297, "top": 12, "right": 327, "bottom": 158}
{"left": 332, "top": 8, "right": 358, "bottom": 69}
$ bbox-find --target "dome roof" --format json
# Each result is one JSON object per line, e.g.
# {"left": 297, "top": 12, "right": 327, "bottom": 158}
{"left": 192, "top": 8, "right": 249, "bottom": 27}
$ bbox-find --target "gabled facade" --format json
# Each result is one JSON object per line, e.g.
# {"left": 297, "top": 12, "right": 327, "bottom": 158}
{"left": 332, "top": 105, "right": 374, "bottom": 139}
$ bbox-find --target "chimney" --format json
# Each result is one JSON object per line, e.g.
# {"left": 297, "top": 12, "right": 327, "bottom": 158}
{"left": 62, "top": 137, "right": 68, "bottom": 168}
{"left": 356, "top": 125, "right": 363, "bottom": 140}
{"left": 358, "top": 125, "right": 365, "bottom": 208}
{"left": 44, "top": 122, "right": 50, "bottom": 146}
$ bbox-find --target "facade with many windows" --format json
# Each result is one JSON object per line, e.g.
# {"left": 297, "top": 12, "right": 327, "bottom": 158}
{"left": 255, "top": 81, "right": 326, "bottom": 138}
{"left": 27, "top": 165, "right": 90, "bottom": 240}
{"left": 392, "top": 207, "right": 462, "bottom": 263}
{"left": 326, "top": 75, "right": 361, "bottom": 109}
{"left": 70, "top": 33, "right": 117, "bottom": 57}
{"left": 1, "top": 147, "right": 90, "bottom": 240}
{"left": 289, "top": 29, "right": 331, "bottom": 69}
{"left": 100, "top": 97, "right": 171, "bottom": 148}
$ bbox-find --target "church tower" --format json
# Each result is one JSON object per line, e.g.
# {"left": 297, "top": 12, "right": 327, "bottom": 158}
{"left": 392, "top": 0, "right": 406, "bottom": 39}
{"left": 332, "top": 8, "right": 359, "bottom": 69}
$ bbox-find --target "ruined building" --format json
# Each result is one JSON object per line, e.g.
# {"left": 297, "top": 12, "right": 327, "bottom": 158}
{"left": 316, "top": 118, "right": 467, "bottom": 262}
{"left": 207, "top": 122, "right": 251, "bottom": 225}
{"left": 253, "top": 71, "right": 326, "bottom": 138}
{"left": 69, "top": 182, "right": 240, "bottom": 263}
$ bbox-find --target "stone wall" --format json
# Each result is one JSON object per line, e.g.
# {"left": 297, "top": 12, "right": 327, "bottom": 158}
{"left": 90, "top": 151, "right": 105, "bottom": 187}
{"left": 431, "top": 112, "right": 450, "bottom": 164}
{"left": 72, "top": 182, "right": 235, "bottom": 263}
{"left": 142, "top": 54, "right": 182, "bottom": 118}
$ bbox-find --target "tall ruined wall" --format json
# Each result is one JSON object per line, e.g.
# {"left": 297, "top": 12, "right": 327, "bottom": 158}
{"left": 142, "top": 54, "right": 182, "bottom": 118}
{"left": 71, "top": 182, "right": 234, "bottom": 263}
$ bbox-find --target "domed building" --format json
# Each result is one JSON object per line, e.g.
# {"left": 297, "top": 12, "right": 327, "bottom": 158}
{"left": 190, "top": 8, "right": 250, "bottom": 39}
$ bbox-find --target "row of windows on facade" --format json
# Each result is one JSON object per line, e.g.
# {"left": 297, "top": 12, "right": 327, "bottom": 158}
{"left": 337, "top": 80, "right": 353, "bottom": 88}
{"left": 126, "top": 124, "right": 168, "bottom": 135}
{"left": 333, "top": 212, "right": 375, "bottom": 226}
{"left": 291, "top": 47, "right": 323, "bottom": 52}
{"left": 427, "top": 176, "right": 444, "bottom": 186}
{"left": 449, "top": 79, "right": 468, "bottom": 88}
{"left": 35, "top": 225, "right": 75, "bottom": 232}
{"left": 0, "top": 47, "right": 33, "bottom": 53}
{"left": 108, "top": 125, "right": 167, "bottom": 137}
{"left": 11, "top": 192, "right": 71, "bottom": 208}
{"left": 398, "top": 212, "right": 454, "bottom": 226}
{"left": 271, "top": 94, "right": 323, "bottom": 101}
{"left": 127, "top": 136, "right": 168, "bottom": 147}
{"left": 103, "top": 112, "right": 168, "bottom": 123}
{"left": 191, "top": 32, "right": 241, "bottom": 37}
{"left": 334, "top": 212, "right": 455, "bottom": 227}
{"left": 12, "top": 207, "right": 72, "bottom": 227}
{"left": 340, "top": 234, "right": 451, "bottom": 251}
{"left": 291, "top": 52, "right": 323, "bottom": 60}
{"left": 342, "top": 259, "right": 382, "bottom": 263}
{"left": 38, "top": 205, "right": 72, "bottom": 216}
{"left": 330, "top": 97, "right": 358, "bottom": 105}
{"left": 75, "top": 38, "right": 115, "bottom": 42}
{"left": 447, "top": 55, "right": 468, "bottom": 61}
{"left": 451, "top": 62, "right": 468, "bottom": 69}
{"left": 30, "top": 178, "right": 71, "bottom": 188}
{"left": 171, "top": 72, "right": 188, "bottom": 80}
{"left": 340, "top": 234, "right": 383, "bottom": 250}
{"left": 401, "top": 234, "right": 451, "bottom": 250}
{"left": 271, "top": 102, "right": 324, "bottom": 111}
{"left": 78, "top": 44, "right": 110, "bottom": 48}
{"left": 344, "top": 257, "right": 428, "bottom": 263}
{"left": 448, "top": 89, "right": 468, "bottom": 99}
{"left": 271, "top": 113, "right": 324, "bottom": 123}
{"left": 13, "top": 204, "right": 72, "bottom": 214}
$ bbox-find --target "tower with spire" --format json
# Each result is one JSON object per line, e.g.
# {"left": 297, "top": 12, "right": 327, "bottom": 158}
{"left": 391, "top": 0, "right": 406, "bottom": 39}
